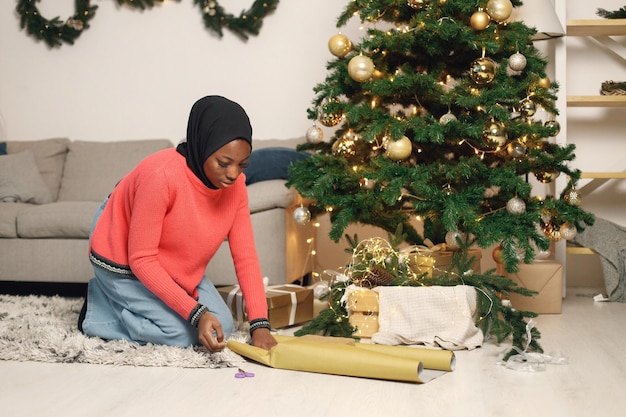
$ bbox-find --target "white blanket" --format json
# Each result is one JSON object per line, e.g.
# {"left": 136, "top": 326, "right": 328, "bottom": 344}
{"left": 371, "top": 285, "right": 484, "bottom": 350}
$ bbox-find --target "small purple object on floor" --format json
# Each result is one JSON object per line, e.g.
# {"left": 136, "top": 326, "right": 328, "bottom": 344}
{"left": 235, "top": 368, "right": 255, "bottom": 378}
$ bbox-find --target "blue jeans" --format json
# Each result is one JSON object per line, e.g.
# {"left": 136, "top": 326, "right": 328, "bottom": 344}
{"left": 82, "top": 197, "right": 235, "bottom": 347}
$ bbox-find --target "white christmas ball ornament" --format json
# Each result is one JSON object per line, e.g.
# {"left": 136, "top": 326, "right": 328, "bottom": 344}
{"left": 348, "top": 55, "right": 375, "bottom": 82}
{"left": 445, "top": 230, "right": 464, "bottom": 250}
{"left": 560, "top": 223, "right": 578, "bottom": 240}
{"left": 506, "top": 197, "right": 526, "bottom": 215}
{"left": 293, "top": 205, "right": 311, "bottom": 225}
{"left": 306, "top": 125, "right": 323, "bottom": 144}
{"left": 508, "top": 52, "right": 527, "bottom": 71}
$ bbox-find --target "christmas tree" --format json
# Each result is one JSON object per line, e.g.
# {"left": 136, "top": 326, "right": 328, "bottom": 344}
{"left": 287, "top": 0, "right": 595, "bottom": 355}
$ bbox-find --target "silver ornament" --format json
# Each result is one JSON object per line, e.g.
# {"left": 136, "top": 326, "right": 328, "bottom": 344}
{"left": 445, "top": 230, "right": 464, "bottom": 250}
{"left": 306, "top": 125, "right": 323, "bottom": 144}
{"left": 520, "top": 98, "right": 537, "bottom": 117}
{"left": 293, "top": 206, "right": 311, "bottom": 225}
{"left": 439, "top": 111, "right": 457, "bottom": 125}
{"left": 508, "top": 52, "right": 527, "bottom": 71}
{"left": 506, "top": 197, "right": 526, "bottom": 215}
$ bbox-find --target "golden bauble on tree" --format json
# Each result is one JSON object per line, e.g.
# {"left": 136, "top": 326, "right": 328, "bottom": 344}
{"left": 384, "top": 136, "right": 413, "bottom": 161}
{"left": 563, "top": 188, "right": 582, "bottom": 206}
{"left": 484, "top": 121, "right": 507, "bottom": 146}
{"left": 534, "top": 169, "right": 560, "bottom": 183}
{"left": 485, "top": 0, "right": 513, "bottom": 23}
{"left": 348, "top": 55, "right": 375, "bottom": 82}
{"left": 328, "top": 33, "right": 352, "bottom": 58}
{"left": 318, "top": 99, "right": 343, "bottom": 127}
{"left": 470, "top": 11, "right": 490, "bottom": 30}
{"left": 407, "top": 0, "right": 428, "bottom": 10}
{"left": 537, "top": 76, "right": 551, "bottom": 89}
{"left": 469, "top": 57, "right": 497, "bottom": 85}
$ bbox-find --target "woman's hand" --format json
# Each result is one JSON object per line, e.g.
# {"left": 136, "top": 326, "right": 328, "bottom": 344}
{"left": 251, "top": 327, "right": 278, "bottom": 350}
{"left": 197, "top": 312, "right": 227, "bottom": 352}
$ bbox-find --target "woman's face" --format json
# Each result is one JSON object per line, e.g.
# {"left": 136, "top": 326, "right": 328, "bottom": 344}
{"left": 202, "top": 139, "right": 251, "bottom": 189}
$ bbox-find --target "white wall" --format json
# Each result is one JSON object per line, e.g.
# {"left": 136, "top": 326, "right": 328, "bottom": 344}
{"left": 0, "top": 0, "right": 361, "bottom": 143}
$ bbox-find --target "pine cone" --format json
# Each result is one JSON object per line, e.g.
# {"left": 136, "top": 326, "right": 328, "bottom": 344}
{"left": 361, "top": 266, "right": 395, "bottom": 288}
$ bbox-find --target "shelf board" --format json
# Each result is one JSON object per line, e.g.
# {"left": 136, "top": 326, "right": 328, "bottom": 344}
{"left": 567, "top": 246, "right": 597, "bottom": 255}
{"left": 567, "top": 19, "right": 626, "bottom": 37}
{"left": 580, "top": 172, "right": 626, "bottom": 179}
{"left": 567, "top": 95, "right": 626, "bottom": 107}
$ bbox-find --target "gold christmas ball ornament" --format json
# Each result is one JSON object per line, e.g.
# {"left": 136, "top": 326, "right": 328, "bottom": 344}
{"left": 293, "top": 205, "right": 311, "bottom": 225}
{"left": 348, "top": 55, "right": 375, "bottom": 83}
{"left": 533, "top": 169, "right": 560, "bottom": 183}
{"left": 470, "top": 11, "right": 491, "bottom": 30}
{"left": 484, "top": 121, "right": 507, "bottom": 146}
{"left": 560, "top": 222, "right": 578, "bottom": 240}
{"left": 332, "top": 136, "right": 358, "bottom": 157}
{"left": 469, "top": 57, "right": 497, "bottom": 85}
{"left": 519, "top": 98, "right": 537, "bottom": 118}
{"left": 318, "top": 100, "right": 343, "bottom": 127}
{"left": 543, "top": 222, "right": 562, "bottom": 241}
{"left": 305, "top": 125, "right": 324, "bottom": 144}
{"left": 506, "top": 196, "right": 526, "bottom": 215}
{"left": 485, "top": 0, "right": 513, "bottom": 23}
{"left": 563, "top": 188, "right": 582, "bottom": 206}
{"left": 328, "top": 33, "right": 352, "bottom": 58}
{"left": 544, "top": 120, "right": 561, "bottom": 136}
{"left": 384, "top": 136, "right": 413, "bottom": 161}
{"left": 407, "top": 0, "right": 428, "bottom": 10}
{"left": 508, "top": 52, "right": 527, "bottom": 71}
{"left": 537, "top": 76, "right": 551, "bottom": 89}
{"left": 507, "top": 141, "right": 526, "bottom": 158}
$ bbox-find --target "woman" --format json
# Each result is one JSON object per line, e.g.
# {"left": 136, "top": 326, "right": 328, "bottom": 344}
{"left": 79, "top": 96, "right": 277, "bottom": 352}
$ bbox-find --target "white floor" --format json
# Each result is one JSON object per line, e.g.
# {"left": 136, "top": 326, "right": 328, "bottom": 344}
{"left": 1, "top": 287, "right": 625, "bottom": 417}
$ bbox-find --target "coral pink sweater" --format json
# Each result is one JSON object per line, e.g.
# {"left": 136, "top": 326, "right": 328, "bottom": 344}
{"left": 89, "top": 148, "right": 267, "bottom": 322}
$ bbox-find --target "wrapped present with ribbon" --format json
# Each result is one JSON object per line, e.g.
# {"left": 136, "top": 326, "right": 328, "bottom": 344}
{"left": 217, "top": 283, "right": 314, "bottom": 329}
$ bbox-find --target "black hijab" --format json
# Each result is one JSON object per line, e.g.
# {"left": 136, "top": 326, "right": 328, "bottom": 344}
{"left": 177, "top": 96, "right": 253, "bottom": 189}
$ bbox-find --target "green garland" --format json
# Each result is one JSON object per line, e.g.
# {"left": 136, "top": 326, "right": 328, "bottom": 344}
{"left": 16, "top": 0, "right": 279, "bottom": 48}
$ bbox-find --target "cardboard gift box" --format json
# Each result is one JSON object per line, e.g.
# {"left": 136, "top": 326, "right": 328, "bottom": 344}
{"left": 347, "top": 288, "right": 380, "bottom": 338}
{"left": 506, "top": 260, "right": 563, "bottom": 314}
{"left": 218, "top": 284, "right": 314, "bottom": 329}
{"left": 407, "top": 248, "right": 482, "bottom": 278}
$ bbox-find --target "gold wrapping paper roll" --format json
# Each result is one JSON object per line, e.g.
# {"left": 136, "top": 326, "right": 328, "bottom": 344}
{"left": 227, "top": 335, "right": 455, "bottom": 383}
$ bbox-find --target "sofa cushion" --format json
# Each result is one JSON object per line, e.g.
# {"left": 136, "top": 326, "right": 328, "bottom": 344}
{"left": 16, "top": 201, "right": 102, "bottom": 238}
{"left": 7, "top": 138, "right": 70, "bottom": 200}
{"left": 244, "top": 147, "right": 311, "bottom": 185}
{"left": 247, "top": 180, "right": 299, "bottom": 213}
{"left": 58, "top": 139, "right": 173, "bottom": 202}
{"left": 0, "top": 202, "right": 33, "bottom": 238}
{"left": 0, "top": 150, "right": 53, "bottom": 204}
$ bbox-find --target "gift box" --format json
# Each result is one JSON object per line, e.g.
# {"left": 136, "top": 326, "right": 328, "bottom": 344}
{"left": 347, "top": 288, "right": 380, "bottom": 338}
{"left": 506, "top": 260, "right": 563, "bottom": 314}
{"left": 407, "top": 248, "right": 482, "bottom": 277}
{"left": 218, "top": 284, "right": 314, "bottom": 329}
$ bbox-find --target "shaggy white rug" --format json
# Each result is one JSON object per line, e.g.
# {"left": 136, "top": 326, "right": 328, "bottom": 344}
{"left": 0, "top": 294, "right": 245, "bottom": 368}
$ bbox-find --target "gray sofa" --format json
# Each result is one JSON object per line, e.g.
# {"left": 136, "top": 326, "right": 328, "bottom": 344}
{"left": 0, "top": 137, "right": 313, "bottom": 287}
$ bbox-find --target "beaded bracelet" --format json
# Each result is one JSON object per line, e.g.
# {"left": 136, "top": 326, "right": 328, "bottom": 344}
{"left": 249, "top": 318, "right": 271, "bottom": 335}
{"left": 188, "top": 304, "right": 209, "bottom": 328}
